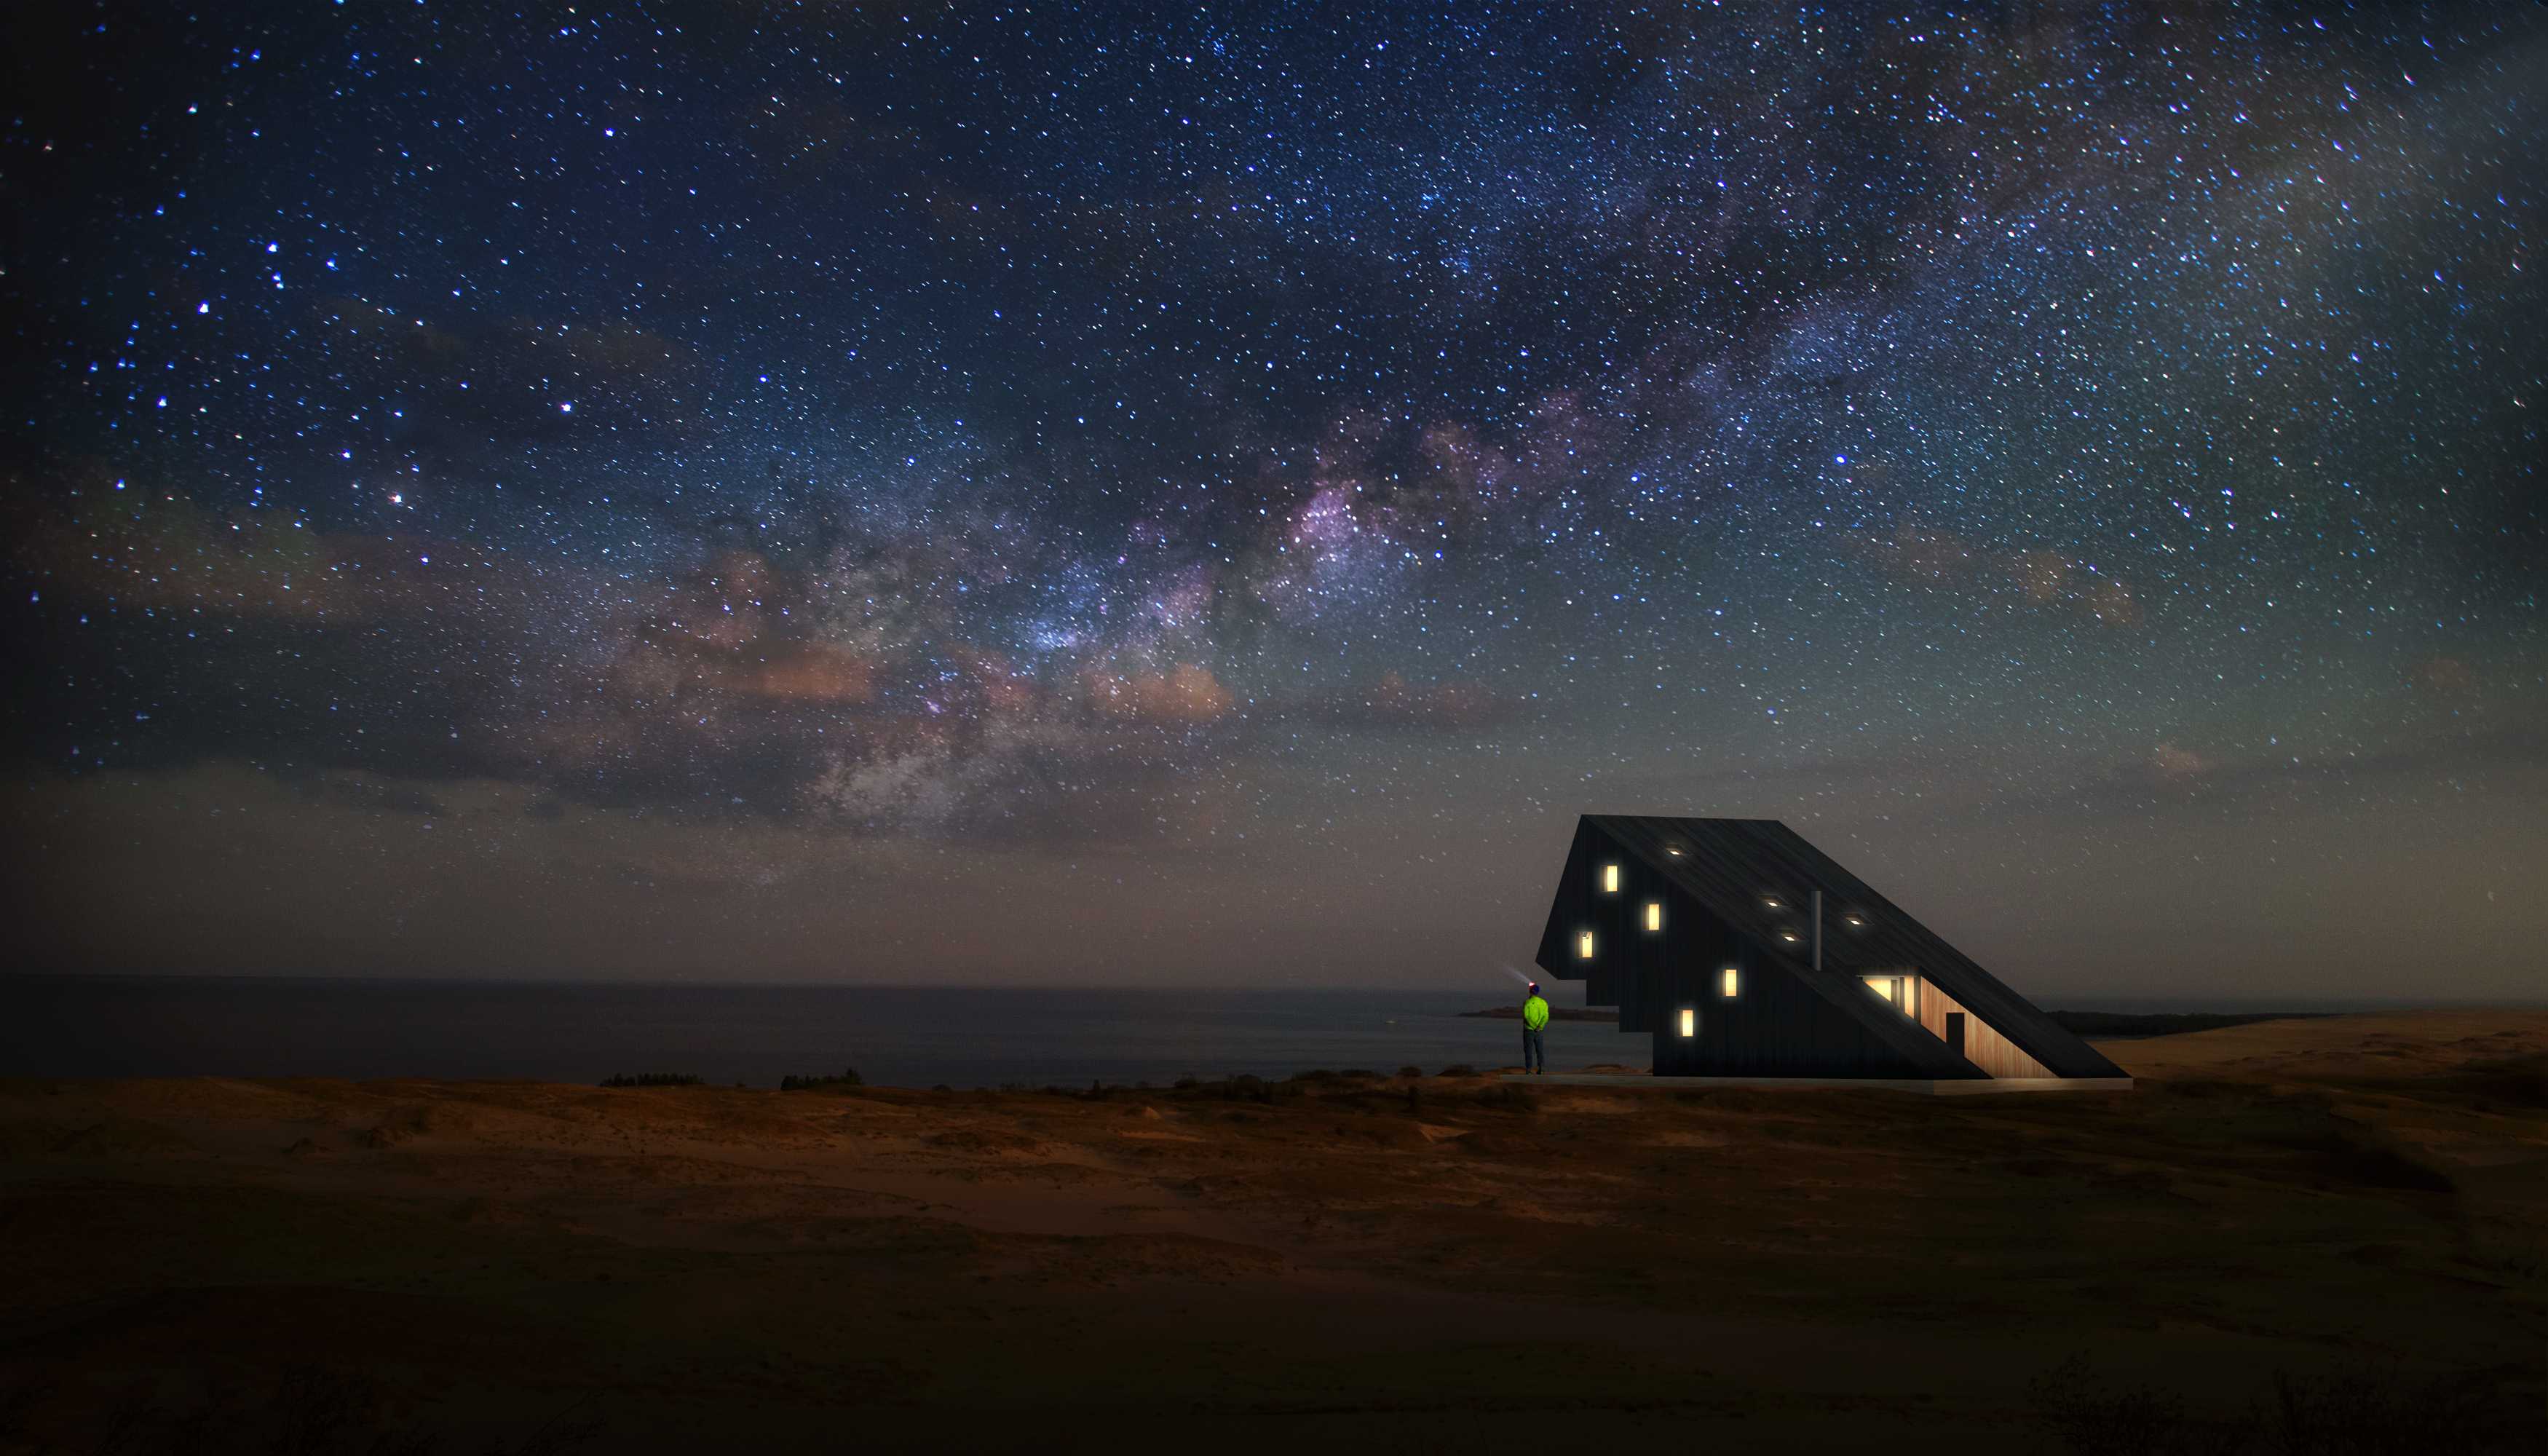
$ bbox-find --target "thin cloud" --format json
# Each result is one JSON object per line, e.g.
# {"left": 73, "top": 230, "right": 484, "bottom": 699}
{"left": 1848, "top": 516, "right": 2140, "bottom": 626}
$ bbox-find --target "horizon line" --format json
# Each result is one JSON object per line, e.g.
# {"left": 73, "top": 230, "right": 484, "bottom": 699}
{"left": 6, "top": 970, "right": 2546, "bottom": 1013}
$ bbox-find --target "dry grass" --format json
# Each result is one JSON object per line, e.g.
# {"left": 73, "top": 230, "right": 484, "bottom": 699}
{"left": 0, "top": 1012, "right": 2541, "bottom": 1453}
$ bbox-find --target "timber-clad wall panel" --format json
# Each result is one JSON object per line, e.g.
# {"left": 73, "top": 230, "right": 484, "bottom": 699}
{"left": 1911, "top": 980, "right": 2056, "bottom": 1080}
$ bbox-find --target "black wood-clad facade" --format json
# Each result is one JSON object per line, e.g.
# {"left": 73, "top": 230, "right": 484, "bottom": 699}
{"left": 1535, "top": 816, "right": 2126, "bottom": 1080}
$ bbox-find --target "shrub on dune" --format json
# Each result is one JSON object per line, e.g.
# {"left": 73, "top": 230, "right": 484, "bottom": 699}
{"left": 778, "top": 1069, "right": 863, "bottom": 1091}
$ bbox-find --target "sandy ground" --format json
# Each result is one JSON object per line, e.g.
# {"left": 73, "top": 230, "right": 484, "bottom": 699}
{"left": 1, "top": 1011, "right": 2542, "bottom": 1453}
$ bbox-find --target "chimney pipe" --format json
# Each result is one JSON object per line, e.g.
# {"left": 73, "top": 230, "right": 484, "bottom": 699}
{"left": 1811, "top": 890, "right": 1823, "bottom": 973}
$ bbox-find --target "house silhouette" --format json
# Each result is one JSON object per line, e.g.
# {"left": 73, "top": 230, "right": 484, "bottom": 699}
{"left": 1537, "top": 816, "right": 2130, "bottom": 1091}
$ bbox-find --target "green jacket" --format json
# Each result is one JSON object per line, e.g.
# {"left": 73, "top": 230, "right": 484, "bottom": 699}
{"left": 1521, "top": 995, "right": 1551, "bottom": 1032}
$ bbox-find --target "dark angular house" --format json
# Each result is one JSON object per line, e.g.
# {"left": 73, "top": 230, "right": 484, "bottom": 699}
{"left": 1537, "top": 816, "right": 2130, "bottom": 1089}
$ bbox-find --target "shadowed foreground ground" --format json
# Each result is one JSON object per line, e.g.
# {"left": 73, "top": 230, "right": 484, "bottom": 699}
{"left": 2, "top": 1012, "right": 2542, "bottom": 1453}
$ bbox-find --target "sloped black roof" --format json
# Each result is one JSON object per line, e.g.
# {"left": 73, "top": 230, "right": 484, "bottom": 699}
{"left": 1583, "top": 815, "right": 2126, "bottom": 1079}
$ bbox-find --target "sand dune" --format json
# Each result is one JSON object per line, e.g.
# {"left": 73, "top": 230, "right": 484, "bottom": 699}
{"left": 1, "top": 1013, "right": 2541, "bottom": 1452}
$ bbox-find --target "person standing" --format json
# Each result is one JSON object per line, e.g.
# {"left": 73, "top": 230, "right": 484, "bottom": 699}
{"left": 1521, "top": 981, "right": 1551, "bottom": 1074}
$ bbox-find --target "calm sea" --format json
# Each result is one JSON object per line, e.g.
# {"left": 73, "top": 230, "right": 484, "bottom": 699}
{"left": 0, "top": 976, "right": 1642, "bottom": 1088}
{"left": 7, "top": 976, "right": 2506, "bottom": 1089}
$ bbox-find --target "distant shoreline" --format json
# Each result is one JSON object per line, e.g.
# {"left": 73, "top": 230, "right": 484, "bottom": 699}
{"left": 1463, "top": 1005, "right": 2325, "bottom": 1040}
{"left": 2043, "top": 1010, "right": 2327, "bottom": 1040}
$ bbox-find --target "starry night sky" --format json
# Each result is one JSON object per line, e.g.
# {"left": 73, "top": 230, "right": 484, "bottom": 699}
{"left": 5, "top": 1, "right": 2542, "bottom": 998}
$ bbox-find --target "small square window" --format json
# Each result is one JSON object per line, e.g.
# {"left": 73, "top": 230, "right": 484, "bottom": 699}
{"left": 1643, "top": 901, "right": 1662, "bottom": 932}
{"left": 1677, "top": 1007, "right": 1696, "bottom": 1038}
{"left": 1720, "top": 966, "right": 1740, "bottom": 999}
{"left": 1600, "top": 863, "right": 1620, "bottom": 894}
{"left": 1578, "top": 930, "right": 1596, "bottom": 959}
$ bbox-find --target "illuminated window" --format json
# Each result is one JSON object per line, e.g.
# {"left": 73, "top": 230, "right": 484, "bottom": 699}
{"left": 1643, "top": 901, "right": 1662, "bottom": 932}
{"left": 1600, "top": 863, "right": 1620, "bottom": 894}
{"left": 1720, "top": 967, "right": 1739, "bottom": 999}
{"left": 1677, "top": 1008, "right": 1696, "bottom": 1038}
{"left": 1863, "top": 976, "right": 1916, "bottom": 1016}
{"left": 1577, "top": 930, "right": 1596, "bottom": 960}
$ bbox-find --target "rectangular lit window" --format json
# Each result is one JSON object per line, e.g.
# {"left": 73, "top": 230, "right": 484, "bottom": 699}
{"left": 1720, "top": 966, "right": 1739, "bottom": 999}
{"left": 1578, "top": 930, "right": 1596, "bottom": 959}
{"left": 1601, "top": 863, "right": 1620, "bottom": 894}
{"left": 1864, "top": 976, "right": 1915, "bottom": 1015}
{"left": 1643, "top": 901, "right": 1662, "bottom": 932}
{"left": 1677, "top": 1008, "right": 1696, "bottom": 1038}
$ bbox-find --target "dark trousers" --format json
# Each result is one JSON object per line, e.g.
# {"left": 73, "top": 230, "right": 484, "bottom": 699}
{"left": 1522, "top": 1026, "right": 1545, "bottom": 1072}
